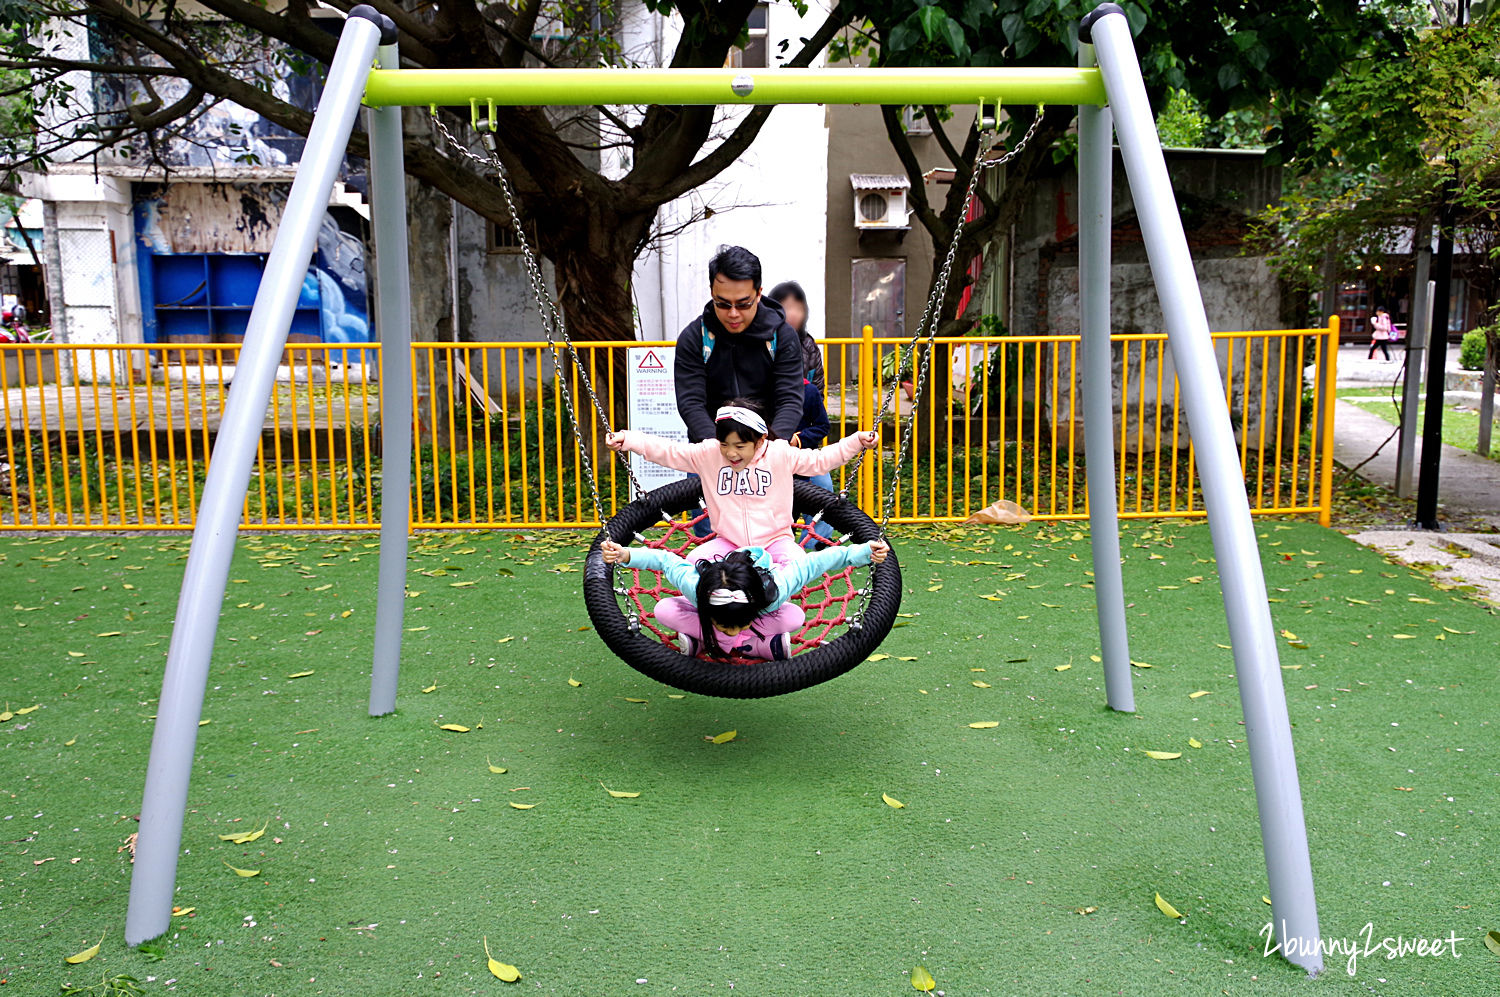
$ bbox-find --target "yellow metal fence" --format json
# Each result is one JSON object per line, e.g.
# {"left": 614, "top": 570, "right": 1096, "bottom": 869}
{"left": 0, "top": 324, "right": 1337, "bottom": 532}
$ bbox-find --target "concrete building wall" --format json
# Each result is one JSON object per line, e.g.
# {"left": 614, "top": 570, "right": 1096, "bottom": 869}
{"left": 1010, "top": 148, "right": 1295, "bottom": 452}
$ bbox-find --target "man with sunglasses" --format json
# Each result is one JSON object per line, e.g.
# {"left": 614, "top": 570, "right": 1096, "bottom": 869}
{"left": 674, "top": 246, "right": 805, "bottom": 444}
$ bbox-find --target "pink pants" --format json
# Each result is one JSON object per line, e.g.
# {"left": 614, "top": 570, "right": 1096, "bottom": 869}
{"left": 654, "top": 596, "right": 805, "bottom": 660}
{"left": 687, "top": 534, "right": 805, "bottom": 567}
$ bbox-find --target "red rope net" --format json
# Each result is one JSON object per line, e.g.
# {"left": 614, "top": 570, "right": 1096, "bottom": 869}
{"left": 618, "top": 509, "right": 865, "bottom": 664}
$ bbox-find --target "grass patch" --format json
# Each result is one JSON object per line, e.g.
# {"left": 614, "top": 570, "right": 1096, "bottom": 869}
{"left": 1, "top": 524, "right": 1497, "bottom": 994}
{"left": 1339, "top": 393, "right": 1499, "bottom": 462}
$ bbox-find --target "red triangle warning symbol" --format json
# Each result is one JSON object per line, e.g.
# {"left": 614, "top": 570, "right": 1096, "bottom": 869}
{"left": 637, "top": 350, "right": 666, "bottom": 370}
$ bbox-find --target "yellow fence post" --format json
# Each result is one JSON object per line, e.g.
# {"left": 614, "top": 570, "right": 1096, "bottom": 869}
{"left": 859, "top": 323, "right": 876, "bottom": 512}
{"left": 1318, "top": 315, "right": 1339, "bottom": 527}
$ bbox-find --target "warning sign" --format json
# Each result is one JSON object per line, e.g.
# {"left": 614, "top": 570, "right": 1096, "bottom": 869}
{"left": 626, "top": 346, "right": 689, "bottom": 497}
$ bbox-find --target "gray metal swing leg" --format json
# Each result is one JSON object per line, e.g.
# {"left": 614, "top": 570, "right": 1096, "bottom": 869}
{"left": 1077, "top": 42, "right": 1134, "bottom": 713}
{"left": 369, "top": 40, "right": 413, "bottom": 717}
{"left": 1085, "top": 4, "right": 1322, "bottom": 975}
{"left": 125, "top": 12, "right": 386, "bottom": 946}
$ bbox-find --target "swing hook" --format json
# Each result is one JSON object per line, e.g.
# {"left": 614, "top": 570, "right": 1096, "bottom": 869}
{"left": 976, "top": 98, "right": 1002, "bottom": 132}
{"left": 468, "top": 98, "right": 498, "bottom": 133}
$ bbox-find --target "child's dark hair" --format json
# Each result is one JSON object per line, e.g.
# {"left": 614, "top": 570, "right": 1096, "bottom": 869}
{"left": 713, "top": 396, "right": 777, "bottom": 444}
{"left": 694, "top": 551, "right": 778, "bottom": 659}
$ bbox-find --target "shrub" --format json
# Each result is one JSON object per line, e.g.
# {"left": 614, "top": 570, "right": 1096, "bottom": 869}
{"left": 1458, "top": 329, "right": 1489, "bottom": 371}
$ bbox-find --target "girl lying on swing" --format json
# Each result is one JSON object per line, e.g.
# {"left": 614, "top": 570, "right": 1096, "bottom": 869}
{"left": 599, "top": 537, "right": 889, "bottom": 660}
{"left": 606, "top": 399, "right": 876, "bottom": 565}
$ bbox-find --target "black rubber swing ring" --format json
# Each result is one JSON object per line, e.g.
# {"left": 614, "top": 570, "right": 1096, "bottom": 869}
{"left": 583, "top": 477, "right": 903, "bottom": 699}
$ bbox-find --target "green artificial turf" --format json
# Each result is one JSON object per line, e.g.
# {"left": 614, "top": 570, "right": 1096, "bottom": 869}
{"left": 1, "top": 522, "right": 1498, "bottom": 995}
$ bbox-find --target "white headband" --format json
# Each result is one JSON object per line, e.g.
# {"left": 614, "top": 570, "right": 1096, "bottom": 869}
{"left": 708, "top": 588, "right": 750, "bottom": 606}
{"left": 714, "top": 405, "right": 767, "bottom": 436}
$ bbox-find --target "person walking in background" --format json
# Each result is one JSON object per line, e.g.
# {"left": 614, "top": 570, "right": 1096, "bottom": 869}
{"left": 1368, "top": 307, "right": 1394, "bottom": 361}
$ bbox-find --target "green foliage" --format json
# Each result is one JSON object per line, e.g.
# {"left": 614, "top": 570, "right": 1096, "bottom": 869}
{"left": 1250, "top": 16, "right": 1500, "bottom": 316}
{"left": 1156, "top": 88, "right": 1208, "bottom": 148}
{"left": 835, "top": 0, "right": 1399, "bottom": 163}
{"left": 1459, "top": 329, "right": 1491, "bottom": 371}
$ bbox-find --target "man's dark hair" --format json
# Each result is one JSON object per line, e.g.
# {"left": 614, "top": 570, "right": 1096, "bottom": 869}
{"left": 708, "top": 246, "right": 762, "bottom": 288}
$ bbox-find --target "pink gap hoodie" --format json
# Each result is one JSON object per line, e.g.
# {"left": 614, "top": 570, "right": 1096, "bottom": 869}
{"left": 615, "top": 430, "right": 867, "bottom": 549}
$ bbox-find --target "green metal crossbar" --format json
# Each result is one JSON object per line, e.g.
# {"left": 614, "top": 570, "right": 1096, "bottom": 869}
{"left": 360, "top": 67, "right": 1107, "bottom": 108}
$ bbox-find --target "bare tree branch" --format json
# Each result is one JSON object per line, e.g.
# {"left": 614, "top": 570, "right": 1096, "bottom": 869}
{"left": 880, "top": 103, "right": 946, "bottom": 241}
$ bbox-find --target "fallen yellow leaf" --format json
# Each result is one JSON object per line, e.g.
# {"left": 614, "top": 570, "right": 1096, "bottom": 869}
{"left": 437, "top": 723, "right": 470, "bottom": 733}
{"left": 217, "top": 819, "right": 269, "bottom": 844}
{"left": 223, "top": 861, "right": 260, "bottom": 877}
{"left": 911, "top": 964, "right": 936, "bottom": 991}
{"left": 1155, "top": 892, "right": 1183, "bottom": 919}
{"left": 1188, "top": 690, "right": 1211, "bottom": 699}
{"left": 487, "top": 758, "right": 507, "bottom": 774}
{"left": 623, "top": 697, "right": 648, "bottom": 703}
{"left": 508, "top": 802, "right": 536, "bottom": 810}
{"left": 286, "top": 670, "right": 315, "bottom": 679}
{"left": 15, "top": 704, "right": 39, "bottom": 715}
{"left": 483, "top": 936, "right": 521, "bottom": 982}
{"left": 709, "top": 730, "right": 737, "bottom": 744}
{"left": 567, "top": 678, "right": 582, "bottom": 687}
{"left": 603, "top": 785, "right": 640, "bottom": 799}
{"left": 340, "top": 610, "right": 352, "bottom": 618}
{"left": 1143, "top": 750, "right": 1181, "bottom": 760}
{"left": 1263, "top": 895, "right": 1273, "bottom": 905}
{"left": 421, "top": 683, "right": 438, "bottom": 694}
{"left": 881, "top": 793, "right": 905, "bottom": 809}
{"left": 867, "top": 653, "right": 891, "bottom": 661}
{"left": 972, "top": 680, "right": 991, "bottom": 688}
{"left": 1130, "top": 660, "right": 1153, "bottom": 668}
{"left": 96, "top": 632, "right": 122, "bottom": 637}
{"left": 1054, "top": 664, "right": 1072, "bottom": 672}
{"left": 172, "top": 906, "right": 195, "bottom": 917}
{"left": 1188, "top": 738, "right": 1203, "bottom": 749}
{"left": 64, "top": 931, "right": 105, "bottom": 965}
{"left": 968, "top": 721, "right": 1000, "bottom": 729}
{"left": 64, "top": 738, "right": 76, "bottom": 746}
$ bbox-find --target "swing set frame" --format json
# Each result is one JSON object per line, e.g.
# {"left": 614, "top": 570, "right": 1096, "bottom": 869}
{"left": 122, "top": 2, "right": 1325, "bottom": 975}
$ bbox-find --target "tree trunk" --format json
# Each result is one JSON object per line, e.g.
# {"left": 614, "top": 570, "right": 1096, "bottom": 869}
{"left": 546, "top": 202, "right": 657, "bottom": 431}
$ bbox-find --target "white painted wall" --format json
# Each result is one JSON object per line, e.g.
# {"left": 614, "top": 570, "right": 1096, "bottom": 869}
{"left": 608, "top": 0, "right": 832, "bottom": 343}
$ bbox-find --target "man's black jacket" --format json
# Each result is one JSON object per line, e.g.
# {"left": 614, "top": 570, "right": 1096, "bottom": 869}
{"left": 673, "top": 296, "right": 805, "bottom": 442}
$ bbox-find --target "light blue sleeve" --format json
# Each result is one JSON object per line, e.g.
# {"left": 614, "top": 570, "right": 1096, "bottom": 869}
{"left": 767, "top": 543, "right": 874, "bottom": 610}
{"left": 625, "top": 546, "right": 703, "bottom": 608}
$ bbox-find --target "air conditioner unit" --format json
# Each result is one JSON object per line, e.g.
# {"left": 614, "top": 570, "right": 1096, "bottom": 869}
{"left": 850, "top": 174, "right": 911, "bottom": 231}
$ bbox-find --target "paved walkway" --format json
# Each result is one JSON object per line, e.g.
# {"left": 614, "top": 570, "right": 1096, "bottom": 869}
{"left": 1332, "top": 344, "right": 1500, "bottom": 602}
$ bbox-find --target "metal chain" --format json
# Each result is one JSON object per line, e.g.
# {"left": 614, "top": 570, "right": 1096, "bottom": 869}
{"left": 430, "top": 113, "right": 641, "bottom": 524}
{"left": 839, "top": 106, "right": 1045, "bottom": 624}
{"left": 432, "top": 104, "right": 1043, "bottom": 617}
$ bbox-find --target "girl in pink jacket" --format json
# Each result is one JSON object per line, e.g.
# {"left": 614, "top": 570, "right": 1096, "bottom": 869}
{"left": 606, "top": 400, "right": 876, "bottom": 565}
